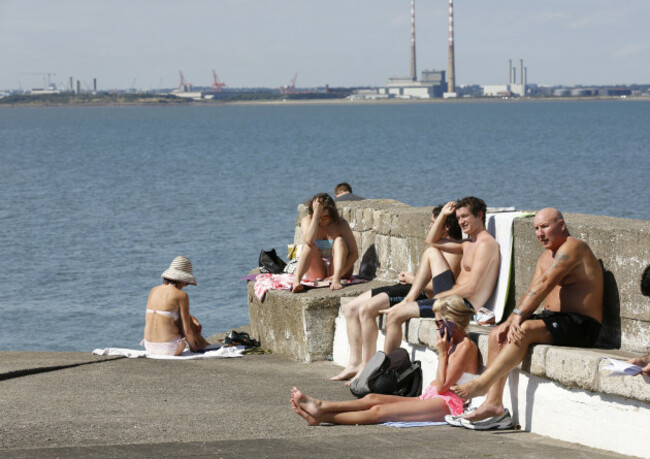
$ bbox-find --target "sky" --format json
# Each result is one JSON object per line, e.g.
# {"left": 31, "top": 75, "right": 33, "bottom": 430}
{"left": 1, "top": 0, "right": 649, "bottom": 91}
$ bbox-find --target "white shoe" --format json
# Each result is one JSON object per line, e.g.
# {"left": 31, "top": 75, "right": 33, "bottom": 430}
{"left": 460, "top": 409, "right": 513, "bottom": 430}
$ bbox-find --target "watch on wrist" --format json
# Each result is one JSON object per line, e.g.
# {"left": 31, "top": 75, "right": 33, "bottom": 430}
{"left": 512, "top": 307, "right": 523, "bottom": 316}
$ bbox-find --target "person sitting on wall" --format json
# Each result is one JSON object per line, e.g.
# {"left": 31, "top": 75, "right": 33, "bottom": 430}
{"left": 291, "top": 296, "right": 478, "bottom": 425}
{"left": 381, "top": 197, "right": 500, "bottom": 356}
{"left": 292, "top": 193, "right": 359, "bottom": 292}
{"left": 330, "top": 203, "right": 462, "bottom": 382}
{"left": 142, "top": 256, "right": 211, "bottom": 355}
{"left": 334, "top": 182, "right": 365, "bottom": 201}
{"left": 627, "top": 265, "right": 650, "bottom": 376}
{"left": 451, "top": 208, "right": 604, "bottom": 429}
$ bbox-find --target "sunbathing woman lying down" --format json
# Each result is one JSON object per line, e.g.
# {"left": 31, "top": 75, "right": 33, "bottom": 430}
{"left": 142, "top": 256, "right": 210, "bottom": 356}
{"left": 291, "top": 296, "right": 478, "bottom": 425}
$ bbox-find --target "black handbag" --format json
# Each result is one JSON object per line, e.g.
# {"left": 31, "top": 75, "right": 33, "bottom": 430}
{"left": 258, "top": 249, "right": 287, "bottom": 274}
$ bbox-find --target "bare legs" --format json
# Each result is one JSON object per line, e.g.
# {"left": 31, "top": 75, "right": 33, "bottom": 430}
{"left": 454, "top": 320, "right": 553, "bottom": 421}
{"left": 331, "top": 291, "right": 391, "bottom": 381}
{"left": 383, "top": 247, "right": 450, "bottom": 354}
{"left": 292, "top": 237, "right": 352, "bottom": 292}
{"left": 290, "top": 387, "right": 450, "bottom": 426}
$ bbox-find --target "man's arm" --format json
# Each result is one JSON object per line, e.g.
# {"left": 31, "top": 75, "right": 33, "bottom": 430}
{"left": 515, "top": 239, "right": 582, "bottom": 318}
{"left": 425, "top": 201, "right": 454, "bottom": 246}
{"left": 433, "top": 239, "right": 498, "bottom": 300}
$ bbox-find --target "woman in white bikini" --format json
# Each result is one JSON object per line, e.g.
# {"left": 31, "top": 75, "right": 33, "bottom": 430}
{"left": 291, "top": 193, "right": 358, "bottom": 292}
{"left": 290, "top": 295, "right": 478, "bottom": 425}
{"left": 142, "top": 256, "right": 210, "bottom": 356}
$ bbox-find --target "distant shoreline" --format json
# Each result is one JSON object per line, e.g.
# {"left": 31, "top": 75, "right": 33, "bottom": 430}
{"left": 0, "top": 95, "right": 647, "bottom": 109}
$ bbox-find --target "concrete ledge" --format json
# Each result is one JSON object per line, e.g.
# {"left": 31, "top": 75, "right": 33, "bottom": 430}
{"left": 247, "top": 280, "right": 393, "bottom": 362}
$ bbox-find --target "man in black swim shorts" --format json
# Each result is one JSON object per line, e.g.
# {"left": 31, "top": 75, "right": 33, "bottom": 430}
{"left": 453, "top": 208, "right": 604, "bottom": 427}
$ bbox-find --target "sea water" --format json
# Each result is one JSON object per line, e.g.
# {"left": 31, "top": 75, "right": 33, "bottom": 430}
{"left": 1, "top": 100, "right": 648, "bottom": 351}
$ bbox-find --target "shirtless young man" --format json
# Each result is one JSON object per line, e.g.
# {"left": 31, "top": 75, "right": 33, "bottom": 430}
{"left": 330, "top": 204, "right": 462, "bottom": 382}
{"left": 451, "top": 208, "right": 604, "bottom": 429}
{"left": 381, "top": 197, "right": 500, "bottom": 354}
{"left": 292, "top": 193, "right": 358, "bottom": 292}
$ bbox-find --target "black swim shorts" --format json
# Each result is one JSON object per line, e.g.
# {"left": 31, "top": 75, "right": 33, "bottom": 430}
{"left": 370, "top": 283, "right": 427, "bottom": 307}
{"left": 531, "top": 310, "right": 601, "bottom": 348}
{"left": 415, "top": 270, "right": 475, "bottom": 316}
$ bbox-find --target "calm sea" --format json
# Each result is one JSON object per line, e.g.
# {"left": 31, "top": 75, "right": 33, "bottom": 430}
{"left": 1, "top": 100, "right": 648, "bottom": 351}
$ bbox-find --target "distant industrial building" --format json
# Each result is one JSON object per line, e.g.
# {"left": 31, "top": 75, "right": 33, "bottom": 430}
{"left": 380, "top": 69, "right": 446, "bottom": 99}
{"left": 482, "top": 59, "right": 527, "bottom": 97}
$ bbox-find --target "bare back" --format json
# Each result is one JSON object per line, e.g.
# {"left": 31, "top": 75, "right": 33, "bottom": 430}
{"left": 143, "top": 284, "right": 185, "bottom": 342}
{"left": 538, "top": 236, "right": 603, "bottom": 322}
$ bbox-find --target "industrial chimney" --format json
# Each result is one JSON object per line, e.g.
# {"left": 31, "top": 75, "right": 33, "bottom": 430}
{"left": 410, "top": 0, "right": 416, "bottom": 81}
{"left": 447, "top": 0, "right": 455, "bottom": 94}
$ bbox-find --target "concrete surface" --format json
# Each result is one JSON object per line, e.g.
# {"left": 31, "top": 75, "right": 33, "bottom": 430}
{"left": 247, "top": 279, "right": 391, "bottom": 362}
{"left": 0, "top": 351, "right": 634, "bottom": 458}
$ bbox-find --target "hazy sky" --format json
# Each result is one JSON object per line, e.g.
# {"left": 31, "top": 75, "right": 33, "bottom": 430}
{"left": 2, "top": 0, "right": 649, "bottom": 91}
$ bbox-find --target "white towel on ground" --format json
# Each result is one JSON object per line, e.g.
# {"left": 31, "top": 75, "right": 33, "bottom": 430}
{"left": 92, "top": 344, "right": 245, "bottom": 359}
{"left": 382, "top": 421, "right": 447, "bottom": 427}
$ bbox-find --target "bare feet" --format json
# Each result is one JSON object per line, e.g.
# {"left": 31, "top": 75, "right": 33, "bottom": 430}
{"left": 290, "top": 387, "right": 322, "bottom": 425}
{"left": 330, "top": 279, "right": 343, "bottom": 290}
{"left": 292, "top": 283, "right": 305, "bottom": 293}
{"left": 330, "top": 365, "right": 361, "bottom": 381}
{"left": 462, "top": 401, "right": 505, "bottom": 422}
{"left": 451, "top": 378, "right": 489, "bottom": 399}
{"left": 344, "top": 370, "right": 362, "bottom": 387}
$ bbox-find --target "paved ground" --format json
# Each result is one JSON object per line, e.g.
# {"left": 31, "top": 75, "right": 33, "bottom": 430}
{"left": 0, "top": 351, "right": 633, "bottom": 458}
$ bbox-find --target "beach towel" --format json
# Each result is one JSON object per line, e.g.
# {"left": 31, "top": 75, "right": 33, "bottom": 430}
{"left": 382, "top": 421, "right": 447, "bottom": 427}
{"left": 92, "top": 344, "right": 245, "bottom": 360}
{"left": 482, "top": 210, "right": 534, "bottom": 323}
{"left": 251, "top": 273, "right": 368, "bottom": 301}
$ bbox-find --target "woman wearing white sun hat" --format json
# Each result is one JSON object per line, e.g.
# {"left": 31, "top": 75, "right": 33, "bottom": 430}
{"left": 142, "top": 256, "right": 210, "bottom": 355}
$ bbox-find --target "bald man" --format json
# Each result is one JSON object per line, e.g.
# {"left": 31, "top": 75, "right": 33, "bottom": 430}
{"left": 450, "top": 208, "right": 604, "bottom": 429}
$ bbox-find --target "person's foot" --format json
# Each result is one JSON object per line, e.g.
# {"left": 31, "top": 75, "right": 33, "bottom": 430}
{"left": 344, "top": 370, "right": 362, "bottom": 387}
{"left": 451, "top": 378, "right": 489, "bottom": 399}
{"left": 291, "top": 387, "right": 322, "bottom": 419}
{"left": 291, "top": 283, "right": 305, "bottom": 293}
{"left": 330, "top": 279, "right": 343, "bottom": 290}
{"left": 461, "top": 401, "right": 505, "bottom": 422}
{"left": 330, "top": 365, "right": 361, "bottom": 381}
{"left": 290, "top": 399, "right": 319, "bottom": 426}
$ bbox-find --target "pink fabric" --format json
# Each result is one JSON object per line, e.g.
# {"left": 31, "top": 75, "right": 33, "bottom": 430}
{"left": 254, "top": 273, "right": 294, "bottom": 300}
{"left": 418, "top": 385, "right": 465, "bottom": 416}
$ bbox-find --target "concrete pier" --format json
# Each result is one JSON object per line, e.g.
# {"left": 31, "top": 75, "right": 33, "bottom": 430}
{"left": 0, "top": 351, "right": 631, "bottom": 458}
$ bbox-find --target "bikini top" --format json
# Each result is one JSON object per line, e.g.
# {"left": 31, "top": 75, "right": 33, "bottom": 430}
{"left": 146, "top": 309, "right": 180, "bottom": 321}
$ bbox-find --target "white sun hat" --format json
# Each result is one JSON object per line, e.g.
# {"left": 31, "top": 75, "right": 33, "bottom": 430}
{"left": 161, "top": 256, "right": 197, "bottom": 286}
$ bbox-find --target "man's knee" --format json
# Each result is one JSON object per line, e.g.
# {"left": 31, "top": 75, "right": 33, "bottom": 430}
{"left": 359, "top": 297, "right": 387, "bottom": 320}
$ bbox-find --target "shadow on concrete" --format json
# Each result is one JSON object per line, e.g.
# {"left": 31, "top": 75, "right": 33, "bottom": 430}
{"left": 358, "top": 244, "right": 378, "bottom": 279}
{"left": 596, "top": 260, "right": 621, "bottom": 349}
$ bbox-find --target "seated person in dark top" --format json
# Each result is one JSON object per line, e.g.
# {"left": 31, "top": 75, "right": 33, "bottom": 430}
{"left": 334, "top": 182, "right": 365, "bottom": 201}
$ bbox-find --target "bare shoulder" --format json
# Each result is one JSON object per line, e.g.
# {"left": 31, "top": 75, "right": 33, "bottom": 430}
{"left": 558, "top": 236, "right": 589, "bottom": 256}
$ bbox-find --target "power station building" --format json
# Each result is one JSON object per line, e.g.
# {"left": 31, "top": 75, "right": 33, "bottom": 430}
{"left": 380, "top": 69, "right": 446, "bottom": 99}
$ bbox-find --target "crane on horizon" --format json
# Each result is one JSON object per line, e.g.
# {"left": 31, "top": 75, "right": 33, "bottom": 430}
{"left": 211, "top": 70, "right": 226, "bottom": 92}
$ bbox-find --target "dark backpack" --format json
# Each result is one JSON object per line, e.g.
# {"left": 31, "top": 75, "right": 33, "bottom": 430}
{"left": 258, "top": 249, "right": 287, "bottom": 274}
{"left": 349, "top": 348, "right": 422, "bottom": 398}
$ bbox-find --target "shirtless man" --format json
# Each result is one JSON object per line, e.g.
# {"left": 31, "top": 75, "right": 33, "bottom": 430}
{"left": 382, "top": 197, "right": 500, "bottom": 354}
{"left": 451, "top": 208, "right": 604, "bottom": 429}
{"left": 292, "top": 193, "right": 358, "bottom": 292}
{"left": 330, "top": 204, "right": 462, "bottom": 381}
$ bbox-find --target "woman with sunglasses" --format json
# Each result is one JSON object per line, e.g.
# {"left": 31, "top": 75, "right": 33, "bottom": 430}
{"left": 290, "top": 296, "right": 478, "bottom": 425}
{"left": 292, "top": 193, "right": 358, "bottom": 292}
